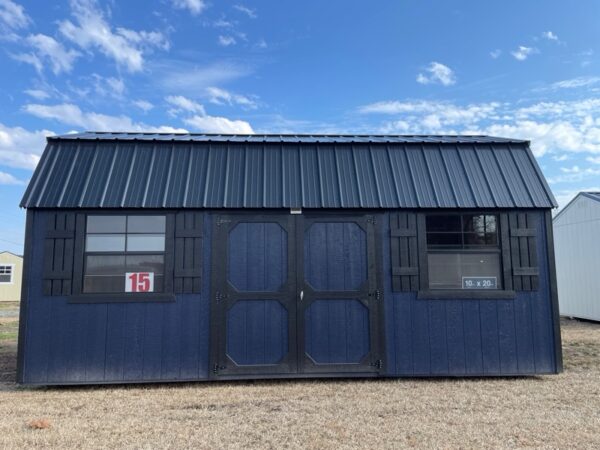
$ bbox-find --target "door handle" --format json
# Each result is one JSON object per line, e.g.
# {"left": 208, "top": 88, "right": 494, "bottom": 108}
{"left": 299, "top": 290, "right": 304, "bottom": 301}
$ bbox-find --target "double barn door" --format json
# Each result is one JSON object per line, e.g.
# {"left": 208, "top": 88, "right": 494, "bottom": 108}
{"left": 211, "top": 213, "right": 383, "bottom": 378}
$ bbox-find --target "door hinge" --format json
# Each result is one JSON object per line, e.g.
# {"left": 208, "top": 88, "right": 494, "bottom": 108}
{"left": 213, "top": 363, "right": 226, "bottom": 374}
{"left": 215, "top": 291, "right": 228, "bottom": 303}
{"left": 368, "top": 289, "right": 381, "bottom": 300}
{"left": 370, "top": 359, "right": 383, "bottom": 369}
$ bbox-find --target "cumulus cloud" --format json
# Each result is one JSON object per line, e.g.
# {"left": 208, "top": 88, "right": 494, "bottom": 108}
{"left": 15, "top": 34, "right": 80, "bottom": 74}
{"left": 24, "top": 89, "right": 50, "bottom": 100}
{"left": 0, "top": 171, "right": 25, "bottom": 185}
{"left": 165, "top": 95, "right": 205, "bottom": 115}
{"left": 133, "top": 99, "right": 154, "bottom": 112}
{"left": 184, "top": 115, "right": 254, "bottom": 134}
{"left": 0, "top": 123, "right": 53, "bottom": 170}
{"left": 416, "top": 62, "right": 456, "bottom": 86}
{"left": 233, "top": 4, "right": 257, "bottom": 18}
{"left": 23, "top": 102, "right": 187, "bottom": 133}
{"left": 205, "top": 86, "right": 257, "bottom": 108}
{"left": 59, "top": 0, "right": 169, "bottom": 72}
{"left": 490, "top": 49, "right": 502, "bottom": 59}
{"left": 0, "top": 0, "right": 30, "bottom": 31}
{"left": 511, "top": 46, "right": 537, "bottom": 61}
{"left": 170, "top": 0, "right": 206, "bottom": 15}
{"left": 218, "top": 35, "right": 236, "bottom": 46}
{"left": 541, "top": 31, "right": 558, "bottom": 41}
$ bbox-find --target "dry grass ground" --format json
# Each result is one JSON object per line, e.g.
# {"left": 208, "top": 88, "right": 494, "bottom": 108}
{"left": 0, "top": 313, "right": 599, "bottom": 449}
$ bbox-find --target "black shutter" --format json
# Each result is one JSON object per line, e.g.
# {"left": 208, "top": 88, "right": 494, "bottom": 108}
{"left": 174, "top": 211, "right": 203, "bottom": 293}
{"left": 507, "top": 212, "right": 539, "bottom": 291}
{"left": 390, "top": 211, "right": 419, "bottom": 292}
{"left": 43, "top": 212, "right": 76, "bottom": 296}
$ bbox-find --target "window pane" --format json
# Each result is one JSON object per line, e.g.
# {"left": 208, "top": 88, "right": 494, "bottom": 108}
{"left": 463, "top": 232, "right": 487, "bottom": 247}
{"left": 428, "top": 252, "right": 502, "bottom": 290}
{"left": 485, "top": 215, "right": 497, "bottom": 233}
{"left": 85, "top": 255, "right": 125, "bottom": 275}
{"left": 127, "top": 215, "right": 166, "bottom": 233}
{"left": 427, "top": 233, "right": 463, "bottom": 248}
{"left": 126, "top": 234, "right": 165, "bottom": 252}
{"left": 0, "top": 266, "right": 11, "bottom": 274}
{"left": 87, "top": 215, "right": 126, "bottom": 233}
{"left": 126, "top": 254, "right": 164, "bottom": 275}
{"left": 0, "top": 274, "right": 11, "bottom": 283}
{"left": 86, "top": 234, "right": 126, "bottom": 252}
{"left": 426, "top": 215, "right": 461, "bottom": 232}
{"left": 463, "top": 215, "right": 486, "bottom": 232}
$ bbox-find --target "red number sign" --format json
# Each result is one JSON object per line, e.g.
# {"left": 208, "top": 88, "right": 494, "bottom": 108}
{"left": 125, "top": 272, "right": 154, "bottom": 292}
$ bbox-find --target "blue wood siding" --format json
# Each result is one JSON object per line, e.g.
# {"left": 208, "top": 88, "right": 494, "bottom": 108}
{"left": 383, "top": 210, "right": 558, "bottom": 376}
{"left": 20, "top": 210, "right": 212, "bottom": 384}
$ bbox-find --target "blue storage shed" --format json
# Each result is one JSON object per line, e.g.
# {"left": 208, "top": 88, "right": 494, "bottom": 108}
{"left": 17, "top": 133, "right": 562, "bottom": 384}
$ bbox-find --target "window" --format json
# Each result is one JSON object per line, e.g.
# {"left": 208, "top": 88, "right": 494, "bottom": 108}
{"left": 426, "top": 214, "right": 501, "bottom": 290}
{"left": 83, "top": 215, "right": 166, "bottom": 294}
{"left": 0, "top": 265, "right": 13, "bottom": 284}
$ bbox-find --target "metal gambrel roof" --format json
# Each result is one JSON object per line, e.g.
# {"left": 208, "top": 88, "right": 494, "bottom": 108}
{"left": 21, "top": 133, "right": 557, "bottom": 209}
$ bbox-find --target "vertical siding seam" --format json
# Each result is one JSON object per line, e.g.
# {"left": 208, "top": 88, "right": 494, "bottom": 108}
{"left": 299, "top": 146, "right": 306, "bottom": 207}
{"left": 405, "top": 147, "right": 422, "bottom": 207}
{"left": 385, "top": 145, "right": 402, "bottom": 207}
{"left": 351, "top": 145, "right": 363, "bottom": 207}
{"left": 315, "top": 146, "right": 323, "bottom": 207}
{"left": 100, "top": 144, "right": 119, "bottom": 207}
{"left": 243, "top": 145, "right": 249, "bottom": 207}
{"left": 121, "top": 144, "right": 137, "bottom": 208}
{"left": 334, "top": 145, "right": 345, "bottom": 207}
{"left": 455, "top": 146, "right": 479, "bottom": 207}
{"left": 508, "top": 145, "right": 536, "bottom": 207}
{"left": 491, "top": 147, "right": 517, "bottom": 206}
{"left": 162, "top": 144, "right": 175, "bottom": 208}
{"left": 182, "top": 146, "right": 194, "bottom": 207}
{"left": 141, "top": 145, "right": 157, "bottom": 207}
{"left": 460, "top": 301, "right": 467, "bottom": 374}
{"left": 495, "top": 302, "right": 502, "bottom": 373}
{"left": 477, "top": 301, "right": 484, "bottom": 373}
{"left": 421, "top": 145, "right": 440, "bottom": 207}
{"left": 368, "top": 145, "right": 383, "bottom": 207}
{"left": 202, "top": 144, "right": 213, "bottom": 207}
{"left": 438, "top": 146, "right": 459, "bottom": 207}
{"left": 36, "top": 145, "right": 61, "bottom": 207}
{"left": 262, "top": 144, "right": 267, "bottom": 207}
{"left": 78, "top": 144, "right": 99, "bottom": 208}
{"left": 57, "top": 144, "right": 80, "bottom": 206}
{"left": 102, "top": 304, "right": 109, "bottom": 381}
{"left": 223, "top": 144, "right": 231, "bottom": 207}
{"left": 474, "top": 148, "right": 499, "bottom": 207}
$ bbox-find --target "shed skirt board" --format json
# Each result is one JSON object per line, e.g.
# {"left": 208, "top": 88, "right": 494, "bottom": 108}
{"left": 210, "top": 213, "right": 383, "bottom": 378}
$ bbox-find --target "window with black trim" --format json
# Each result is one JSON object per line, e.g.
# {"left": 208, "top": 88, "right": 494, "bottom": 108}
{"left": 426, "top": 214, "right": 502, "bottom": 290}
{"left": 0, "top": 265, "right": 13, "bottom": 283}
{"left": 83, "top": 215, "right": 166, "bottom": 294}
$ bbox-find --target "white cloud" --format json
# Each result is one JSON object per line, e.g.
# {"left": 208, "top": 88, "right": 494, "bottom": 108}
{"left": 214, "top": 18, "right": 234, "bottom": 28}
{"left": 490, "top": 49, "right": 502, "bottom": 59}
{"left": 59, "top": 0, "right": 169, "bottom": 72}
{"left": 24, "top": 89, "right": 50, "bottom": 100}
{"left": 10, "top": 52, "right": 42, "bottom": 72}
{"left": 23, "top": 102, "right": 186, "bottom": 133}
{"left": 205, "top": 86, "right": 257, "bottom": 108}
{"left": 0, "top": 0, "right": 30, "bottom": 31}
{"left": 218, "top": 35, "right": 236, "bottom": 46}
{"left": 587, "top": 156, "right": 600, "bottom": 164}
{"left": 133, "top": 99, "right": 154, "bottom": 112}
{"left": 0, "top": 123, "right": 52, "bottom": 170}
{"left": 416, "top": 62, "right": 456, "bottom": 86}
{"left": 91, "top": 74, "right": 125, "bottom": 98}
{"left": 0, "top": 171, "right": 25, "bottom": 185}
{"left": 552, "top": 154, "right": 570, "bottom": 162}
{"left": 542, "top": 31, "right": 558, "bottom": 41}
{"left": 184, "top": 115, "right": 254, "bottom": 134}
{"left": 20, "top": 34, "right": 80, "bottom": 74}
{"left": 170, "top": 0, "right": 206, "bottom": 15}
{"left": 165, "top": 95, "right": 205, "bottom": 115}
{"left": 511, "top": 46, "right": 537, "bottom": 61}
{"left": 549, "top": 76, "right": 600, "bottom": 89}
{"left": 233, "top": 4, "right": 257, "bottom": 18}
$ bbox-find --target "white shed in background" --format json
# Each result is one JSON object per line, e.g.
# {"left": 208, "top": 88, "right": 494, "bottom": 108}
{"left": 553, "top": 192, "right": 600, "bottom": 321}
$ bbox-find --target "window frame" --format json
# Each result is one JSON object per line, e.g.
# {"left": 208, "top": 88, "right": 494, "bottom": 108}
{"left": 0, "top": 264, "right": 14, "bottom": 284}
{"left": 69, "top": 211, "right": 175, "bottom": 304}
{"left": 417, "top": 211, "right": 516, "bottom": 300}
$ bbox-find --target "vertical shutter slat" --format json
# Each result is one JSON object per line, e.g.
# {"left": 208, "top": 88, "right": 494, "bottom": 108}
{"left": 174, "top": 211, "right": 203, "bottom": 294}
{"left": 508, "top": 211, "right": 539, "bottom": 291}
{"left": 43, "top": 212, "right": 76, "bottom": 296}
{"left": 390, "top": 211, "right": 419, "bottom": 292}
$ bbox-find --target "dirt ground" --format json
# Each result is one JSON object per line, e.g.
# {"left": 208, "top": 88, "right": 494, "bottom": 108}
{"left": 0, "top": 312, "right": 598, "bottom": 449}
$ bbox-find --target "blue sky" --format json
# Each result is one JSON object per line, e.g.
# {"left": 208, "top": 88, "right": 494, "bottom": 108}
{"left": 0, "top": 0, "right": 599, "bottom": 253}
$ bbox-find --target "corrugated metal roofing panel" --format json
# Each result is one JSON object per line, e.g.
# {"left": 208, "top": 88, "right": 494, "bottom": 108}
{"left": 21, "top": 135, "right": 557, "bottom": 209}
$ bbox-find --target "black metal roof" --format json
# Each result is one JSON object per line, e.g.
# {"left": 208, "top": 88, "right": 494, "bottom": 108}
{"left": 21, "top": 132, "right": 557, "bottom": 209}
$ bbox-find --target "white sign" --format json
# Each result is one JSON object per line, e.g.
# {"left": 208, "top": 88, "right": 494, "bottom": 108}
{"left": 462, "top": 276, "right": 497, "bottom": 289}
{"left": 125, "top": 272, "right": 154, "bottom": 293}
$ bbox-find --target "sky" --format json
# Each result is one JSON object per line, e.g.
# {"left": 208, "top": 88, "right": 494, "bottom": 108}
{"left": 0, "top": 0, "right": 599, "bottom": 254}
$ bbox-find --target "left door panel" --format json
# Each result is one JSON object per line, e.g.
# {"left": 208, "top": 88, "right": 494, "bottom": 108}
{"left": 211, "top": 214, "right": 297, "bottom": 377}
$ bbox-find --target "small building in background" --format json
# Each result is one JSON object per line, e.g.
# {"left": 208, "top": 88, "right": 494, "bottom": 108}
{"left": 0, "top": 251, "right": 22, "bottom": 302}
{"left": 554, "top": 192, "right": 600, "bottom": 322}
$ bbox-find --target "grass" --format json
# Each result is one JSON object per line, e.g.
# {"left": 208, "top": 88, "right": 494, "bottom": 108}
{"left": 0, "top": 318, "right": 18, "bottom": 342}
{"left": 0, "top": 313, "right": 599, "bottom": 449}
